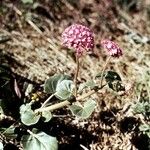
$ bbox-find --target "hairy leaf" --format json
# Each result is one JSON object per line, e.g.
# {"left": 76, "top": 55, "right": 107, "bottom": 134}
{"left": 41, "top": 111, "right": 52, "bottom": 122}
{"left": 78, "top": 80, "right": 97, "bottom": 92}
{"left": 69, "top": 99, "right": 96, "bottom": 119}
{"left": 20, "top": 104, "right": 40, "bottom": 126}
{"left": 55, "top": 80, "right": 74, "bottom": 100}
{"left": 44, "top": 74, "right": 71, "bottom": 94}
{"left": 108, "top": 80, "right": 125, "bottom": 92}
{"left": 105, "top": 71, "right": 121, "bottom": 82}
{"left": 22, "top": 130, "right": 58, "bottom": 150}
{"left": 133, "top": 101, "right": 150, "bottom": 117}
{"left": 0, "top": 142, "right": 3, "bottom": 150}
{"left": 139, "top": 124, "right": 150, "bottom": 138}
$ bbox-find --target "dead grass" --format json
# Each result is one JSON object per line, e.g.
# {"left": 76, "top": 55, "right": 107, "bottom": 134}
{"left": 0, "top": 0, "right": 150, "bottom": 149}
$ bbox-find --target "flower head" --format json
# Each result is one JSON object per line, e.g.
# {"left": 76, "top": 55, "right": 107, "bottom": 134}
{"left": 101, "top": 39, "right": 123, "bottom": 57}
{"left": 62, "top": 24, "right": 94, "bottom": 56}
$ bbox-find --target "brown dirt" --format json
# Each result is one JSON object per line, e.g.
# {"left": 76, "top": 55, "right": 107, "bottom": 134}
{"left": 0, "top": 0, "right": 150, "bottom": 150}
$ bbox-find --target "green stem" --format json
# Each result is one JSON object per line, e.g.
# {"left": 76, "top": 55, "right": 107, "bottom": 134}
{"left": 100, "top": 56, "right": 111, "bottom": 87}
{"left": 41, "top": 94, "right": 55, "bottom": 108}
{"left": 35, "top": 100, "right": 70, "bottom": 113}
{"left": 74, "top": 56, "right": 80, "bottom": 97}
{"left": 35, "top": 84, "right": 106, "bottom": 113}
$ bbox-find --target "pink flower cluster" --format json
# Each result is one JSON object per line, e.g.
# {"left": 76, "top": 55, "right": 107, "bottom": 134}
{"left": 62, "top": 24, "right": 94, "bottom": 56}
{"left": 101, "top": 39, "right": 123, "bottom": 57}
{"left": 62, "top": 24, "right": 123, "bottom": 58}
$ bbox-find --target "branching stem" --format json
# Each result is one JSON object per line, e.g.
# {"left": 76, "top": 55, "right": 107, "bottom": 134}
{"left": 34, "top": 56, "right": 110, "bottom": 114}
{"left": 41, "top": 94, "right": 55, "bottom": 108}
{"left": 35, "top": 85, "right": 106, "bottom": 113}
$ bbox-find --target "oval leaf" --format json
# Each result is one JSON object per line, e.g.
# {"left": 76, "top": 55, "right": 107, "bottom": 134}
{"left": 44, "top": 74, "right": 72, "bottom": 94}
{"left": 69, "top": 99, "right": 96, "bottom": 119}
{"left": 0, "top": 142, "right": 3, "bottom": 150}
{"left": 69, "top": 104, "right": 83, "bottom": 117}
{"left": 78, "top": 80, "right": 97, "bottom": 93}
{"left": 41, "top": 111, "right": 52, "bottom": 122}
{"left": 108, "top": 81, "right": 125, "bottom": 92}
{"left": 55, "top": 80, "right": 74, "bottom": 100}
{"left": 22, "top": 130, "right": 58, "bottom": 150}
{"left": 105, "top": 71, "right": 121, "bottom": 82}
{"left": 20, "top": 104, "right": 40, "bottom": 126}
{"left": 20, "top": 103, "right": 31, "bottom": 113}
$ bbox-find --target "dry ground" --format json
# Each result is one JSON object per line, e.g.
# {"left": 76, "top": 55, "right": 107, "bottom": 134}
{"left": 0, "top": 0, "right": 150, "bottom": 150}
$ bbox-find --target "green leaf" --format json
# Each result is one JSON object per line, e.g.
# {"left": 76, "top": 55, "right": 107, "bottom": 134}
{"left": 22, "top": 130, "right": 58, "bottom": 150}
{"left": 44, "top": 74, "right": 72, "bottom": 94}
{"left": 103, "top": 71, "right": 124, "bottom": 92}
{"left": 41, "top": 111, "right": 52, "bottom": 122}
{"left": 69, "top": 99, "right": 96, "bottom": 119}
{"left": 55, "top": 80, "right": 74, "bottom": 100}
{"left": 21, "top": 0, "right": 33, "bottom": 4}
{"left": 105, "top": 71, "right": 121, "bottom": 82}
{"left": 0, "top": 105, "right": 4, "bottom": 114}
{"left": 108, "top": 80, "right": 125, "bottom": 92}
{"left": 69, "top": 104, "right": 83, "bottom": 116}
{"left": 20, "top": 103, "right": 31, "bottom": 113}
{"left": 0, "top": 142, "right": 3, "bottom": 150}
{"left": 95, "top": 72, "right": 102, "bottom": 78}
{"left": 20, "top": 104, "right": 40, "bottom": 126}
{"left": 139, "top": 124, "right": 150, "bottom": 132}
{"left": 0, "top": 126, "right": 17, "bottom": 139}
{"left": 147, "top": 132, "right": 150, "bottom": 138}
{"left": 133, "top": 101, "right": 150, "bottom": 117}
{"left": 78, "top": 80, "right": 97, "bottom": 92}
{"left": 133, "top": 102, "right": 145, "bottom": 114}
{"left": 139, "top": 124, "right": 150, "bottom": 138}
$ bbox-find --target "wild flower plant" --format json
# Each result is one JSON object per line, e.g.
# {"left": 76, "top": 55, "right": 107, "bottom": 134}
{"left": 1, "top": 24, "right": 128, "bottom": 150}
